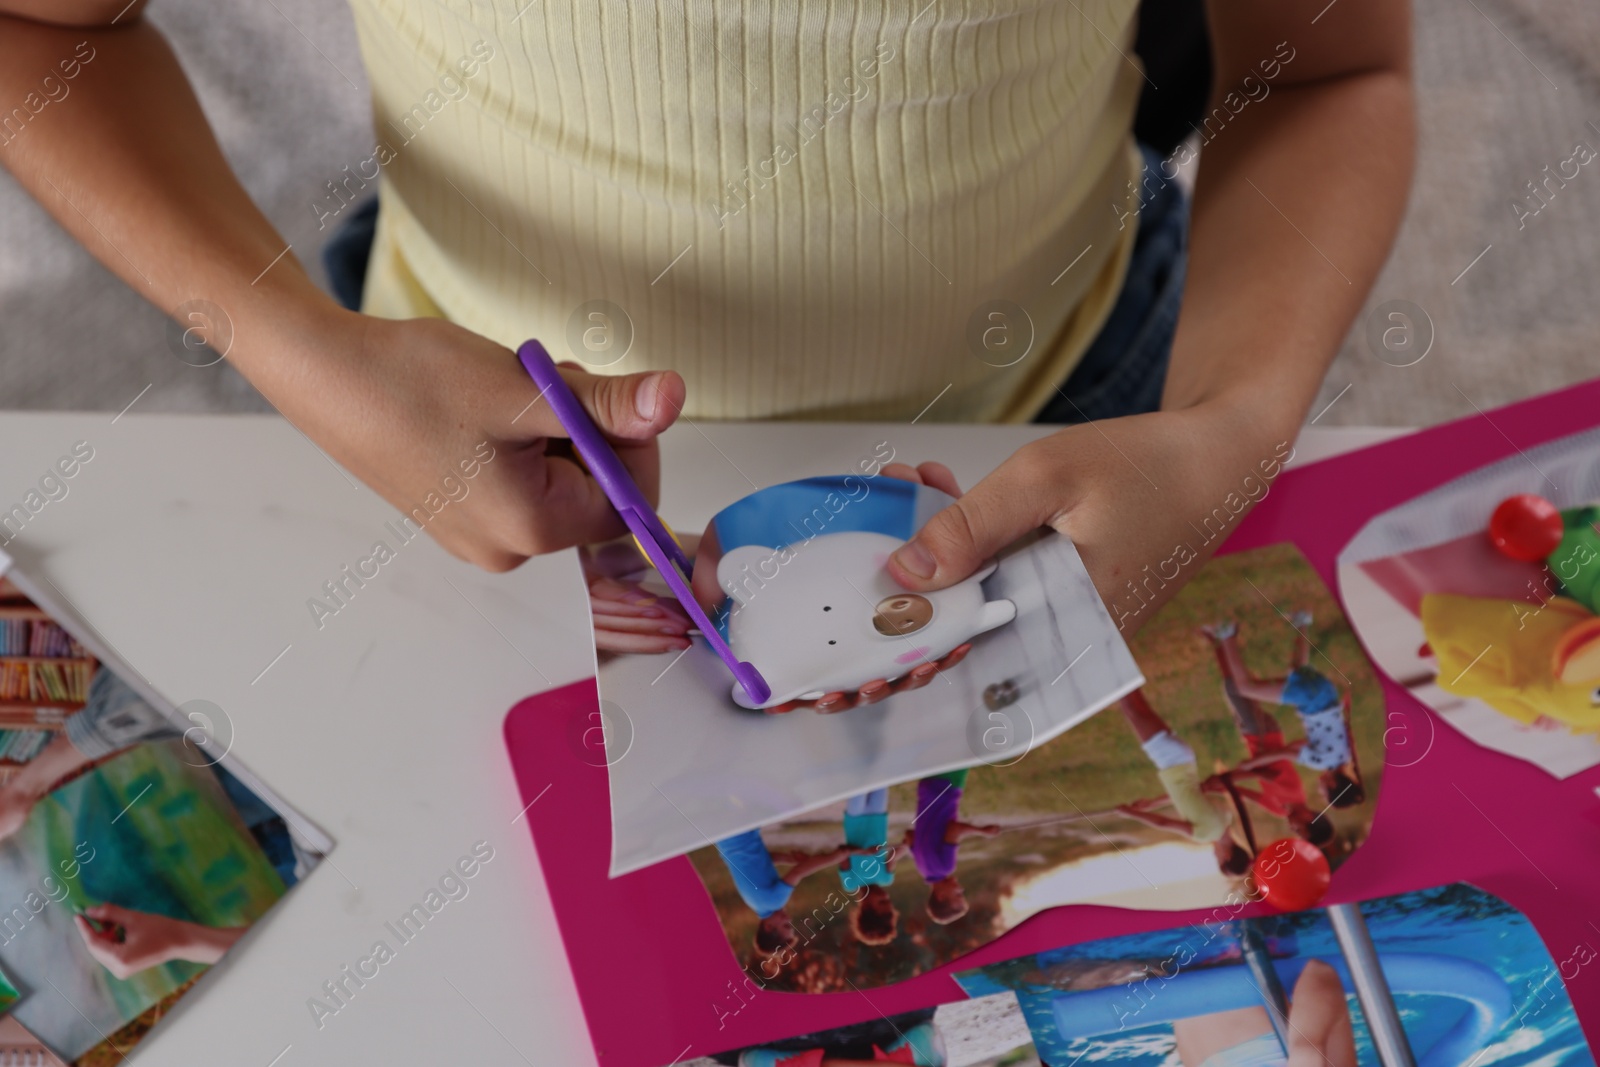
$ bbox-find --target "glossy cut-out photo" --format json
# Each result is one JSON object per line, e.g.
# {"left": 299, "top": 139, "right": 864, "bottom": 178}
{"left": 1339, "top": 427, "right": 1600, "bottom": 777}
{"left": 683, "top": 543, "right": 1382, "bottom": 993}
{"left": 955, "top": 884, "right": 1589, "bottom": 1067}
{"left": 587, "top": 469, "right": 1143, "bottom": 876}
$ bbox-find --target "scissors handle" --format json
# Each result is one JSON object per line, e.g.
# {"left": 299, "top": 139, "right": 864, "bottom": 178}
{"left": 515, "top": 341, "right": 771, "bottom": 706}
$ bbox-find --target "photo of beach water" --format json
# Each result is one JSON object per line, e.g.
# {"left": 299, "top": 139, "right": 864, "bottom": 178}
{"left": 956, "top": 884, "right": 1590, "bottom": 1067}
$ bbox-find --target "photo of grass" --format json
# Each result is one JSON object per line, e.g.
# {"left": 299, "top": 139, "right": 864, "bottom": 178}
{"left": 687, "top": 543, "right": 1384, "bottom": 993}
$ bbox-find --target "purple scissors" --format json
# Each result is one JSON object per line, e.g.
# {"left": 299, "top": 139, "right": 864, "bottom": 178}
{"left": 516, "top": 340, "right": 772, "bottom": 706}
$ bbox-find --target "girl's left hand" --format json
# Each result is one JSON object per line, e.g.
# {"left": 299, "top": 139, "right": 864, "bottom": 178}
{"left": 885, "top": 405, "right": 1293, "bottom": 634}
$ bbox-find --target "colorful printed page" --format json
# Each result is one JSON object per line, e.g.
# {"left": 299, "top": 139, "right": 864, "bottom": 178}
{"left": 0, "top": 550, "right": 332, "bottom": 1065}
{"left": 953, "top": 883, "right": 1590, "bottom": 1067}
{"left": 682, "top": 543, "right": 1384, "bottom": 993}
{"left": 1338, "top": 426, "right": 1600, "bottom": 777}
{"left": 591, "top": 474, "right": 1143, "bottom": 875}
{"left": 505, "top": 380, "right": 1600, "bottom": 1067}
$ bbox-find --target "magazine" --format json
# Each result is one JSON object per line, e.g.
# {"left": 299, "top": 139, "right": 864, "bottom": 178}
{"left": 0, "top": 548, "right": 332, "bottom": 1065}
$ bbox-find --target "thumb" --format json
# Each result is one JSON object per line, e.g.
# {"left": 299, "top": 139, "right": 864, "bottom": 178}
{"left": 559, "top": 364, "right": 685, "bottom": 443}
{"left": 887, "top": 458, "right": 1050, "bottom": 590}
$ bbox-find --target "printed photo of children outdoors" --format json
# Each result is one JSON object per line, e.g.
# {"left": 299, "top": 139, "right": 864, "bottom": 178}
{"left": 1338, "top": 426, "right": 1600, "bottom": 777}
{"left": 0, "top": 567, "right": 329, "bottom": 1065}
{"left": 684, "top": 543, "right": 1382, "bottom": 992}
{"left": 588, "top": 465, "right": 1141, "bottom": 875}
{"left": 953, "top": 884, "right": 1589, "bottom": 1067}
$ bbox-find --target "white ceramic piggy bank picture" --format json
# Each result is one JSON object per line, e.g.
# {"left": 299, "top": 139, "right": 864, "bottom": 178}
{"left": 717, "top": 531, "right": 1017, "bottom": 709}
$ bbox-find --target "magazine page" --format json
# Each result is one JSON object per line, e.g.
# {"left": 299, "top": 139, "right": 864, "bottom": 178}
{"left": 1338, "top": 426, "right": 1600, "bottom": 777}
{"left": 592, "top": 470, "right": 1143, "bottom": 875}
{"left": 0, "top": 549, "right": 331, "bottom": 1064}
{"left": 954, "top": 883, "right": 1589, "bottom": 1067}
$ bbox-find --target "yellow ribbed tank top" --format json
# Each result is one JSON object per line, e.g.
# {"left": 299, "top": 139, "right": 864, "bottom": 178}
{"left": 348, "top": 0, "right": 1143, "bottom": 421}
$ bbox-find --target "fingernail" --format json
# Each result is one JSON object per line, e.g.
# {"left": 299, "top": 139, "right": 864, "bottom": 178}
{"left": 893, "top": 541, "right": 936, "bottom": 580}
{"left": 635, "top": 373, "right": 664, "bottom": 421}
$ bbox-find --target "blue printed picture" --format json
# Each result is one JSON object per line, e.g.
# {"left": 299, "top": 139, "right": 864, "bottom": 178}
{"left": 954, "top": 884, "right": 1591, "bottom": 1067}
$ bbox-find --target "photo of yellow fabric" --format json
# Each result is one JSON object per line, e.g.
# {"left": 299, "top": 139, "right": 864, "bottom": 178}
{"left": 1421, "top": 593, "right": 1600, "bottom": 731}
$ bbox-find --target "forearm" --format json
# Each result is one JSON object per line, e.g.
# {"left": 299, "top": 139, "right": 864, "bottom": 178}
{"left": 1163, "top": 65, "right": 1415, "bottom": 441}
{"left": 1144, "top": 814, "right": 1191, "bottom": 835}
{"left": 1118, "top": 692, "right": 1169, "bottom": 742}
{"left": 11, "top": 732, "right": 92, "bottom": 797}
{"left": 0, "top": 15, "right": 345, "bottom": 404}
{"left": 0, "top": 1, "right": 148, "bottom": 25}
{"left": 1237, "top": 677, "right": 1288, "bottom": 703}
{"left": 169, "top": 920, "right": 245, "bottom": 966}
{"left": 783, "top": 851, "right": 846, "bottom": 884}
{"left": 1239, "top": 745, "right": 1303, "bottom": 771}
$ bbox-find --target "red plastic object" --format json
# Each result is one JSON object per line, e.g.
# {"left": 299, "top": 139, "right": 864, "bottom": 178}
{"left": 1252, "top": 838, "right": 1332, "bottom": 911}
{"left": 1489, "top": 493, "right": 1565, "bottom": 562}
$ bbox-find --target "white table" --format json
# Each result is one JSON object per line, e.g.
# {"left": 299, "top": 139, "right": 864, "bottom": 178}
{"left": 0, "top": 414, "right": 1404, "bottom": 1066}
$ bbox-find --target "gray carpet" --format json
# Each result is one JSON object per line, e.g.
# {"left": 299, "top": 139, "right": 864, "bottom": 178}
{"left": 2, "top": 0, "right": 1596, "bottom": 426}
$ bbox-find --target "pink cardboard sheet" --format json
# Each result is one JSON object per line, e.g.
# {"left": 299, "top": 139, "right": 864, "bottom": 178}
{"left": 505, "top": 378, "right": 1600, "bottom": 1067}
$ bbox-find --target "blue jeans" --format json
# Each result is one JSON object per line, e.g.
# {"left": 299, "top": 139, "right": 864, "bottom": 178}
{"left": 323, "top": 195, "right": 380, "bottom": 312}
{"left": 1034, "top": 142, "right": 1189, "bottom": 424}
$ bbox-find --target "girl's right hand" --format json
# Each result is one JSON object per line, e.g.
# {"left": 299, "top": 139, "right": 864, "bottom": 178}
{"left": 291, "top": 311, "right": 686, "bottom": 572}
